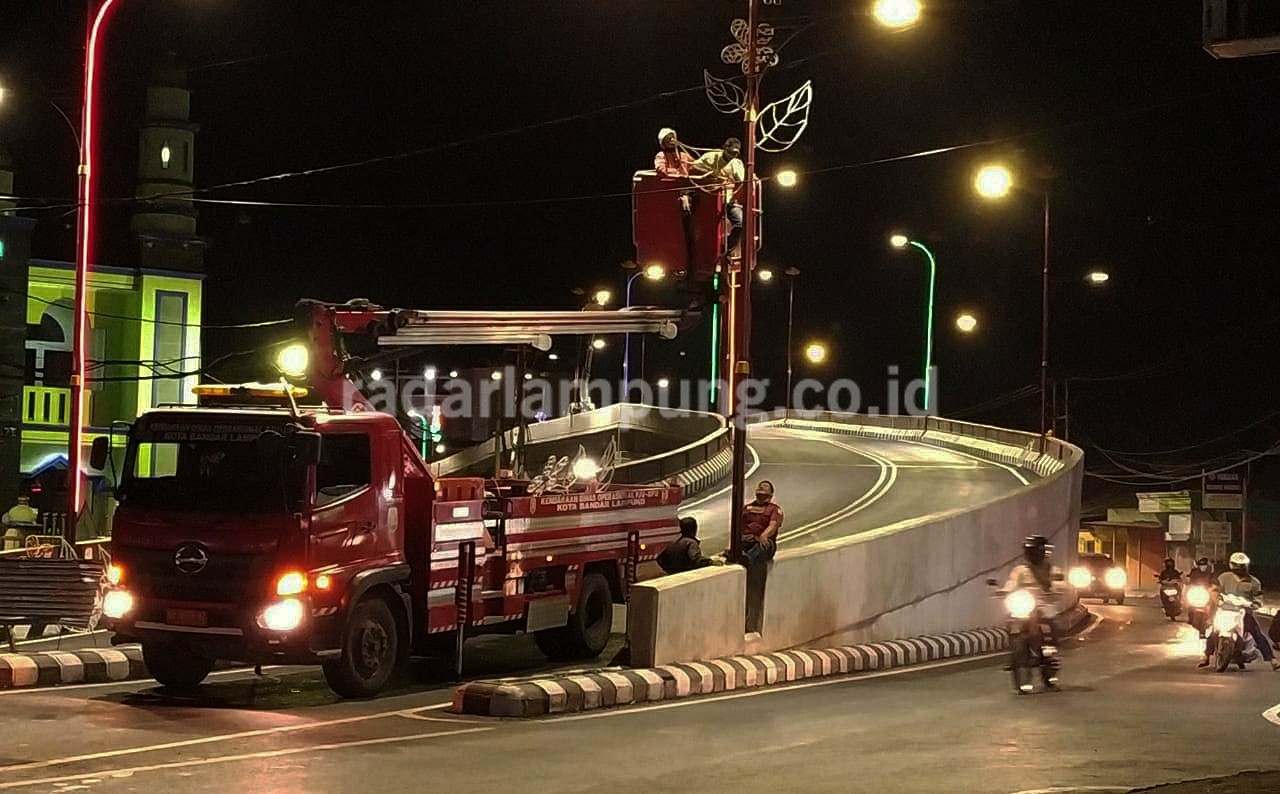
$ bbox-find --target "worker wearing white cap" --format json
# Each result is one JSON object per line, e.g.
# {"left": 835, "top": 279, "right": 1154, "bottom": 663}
{"left": 654, "top": 128, "right": 692, "bottom": 180}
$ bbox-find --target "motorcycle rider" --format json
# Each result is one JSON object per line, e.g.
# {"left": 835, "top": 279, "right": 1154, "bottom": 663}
{"left": 1198, "top": 552, "right": 1280, "bottom": 670}
{"left": 1188, "top": 557, "right": 1214, "bottom": 588}
{"left": 1158, "top": 558, "right": 1181, "bottom": 583}
{"left": 1002, "top": 536, "right": 1063, "bottom": 685}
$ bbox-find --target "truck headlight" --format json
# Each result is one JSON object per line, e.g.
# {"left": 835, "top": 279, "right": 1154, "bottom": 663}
{"left": 102, "top": 590, "right": 134, "bottom": 619}
{"left": 1187, "top": 585, "right": 1210, "bottom": 609}
{"left": 1004, "top": 589, "right": 1037, "bottom": 620}
{"left": 1104, "top": 567, "right": 1127, "bottom": 590}
{"left": 1068, "top": 567, "right": 1091, "bottom": 589}
{"left": 258, "top": 598, "right": 304, "bottom": 632}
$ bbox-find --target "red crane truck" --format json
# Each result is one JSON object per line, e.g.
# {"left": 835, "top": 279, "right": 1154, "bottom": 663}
{"left": 95, "top": 300, "right": 684, "bottom": 697}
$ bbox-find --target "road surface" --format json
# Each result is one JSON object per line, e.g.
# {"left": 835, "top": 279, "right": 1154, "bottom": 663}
{"left": 3, "top": 602, "right": 1279, "bottom": 792}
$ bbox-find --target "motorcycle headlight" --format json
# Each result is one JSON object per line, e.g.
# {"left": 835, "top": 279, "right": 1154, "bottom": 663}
{"left": 1004, "top": 589, "right": 1037, "bottom": 620}
{"left": 1104, "top": 567, "right": 1127, "bottom": 590}
{"left": 1213, "top": 608, "right": 1238, "bottom": 635}
{"left": 1068, "top": 567, "right": 1092, "bottom": 589}
{"left": 102, "top": 590, "right": 134, "bottom": 620}
{"left": 1187, "top": 586, "right": 1210, "bottom": 609}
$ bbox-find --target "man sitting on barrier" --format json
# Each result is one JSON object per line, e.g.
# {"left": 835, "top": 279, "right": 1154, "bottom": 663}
{"left": 657, "top": 517, "right": 720, "bottom": 574}
{"left": 741, "top": 480, "right": 783, "bottom": 633}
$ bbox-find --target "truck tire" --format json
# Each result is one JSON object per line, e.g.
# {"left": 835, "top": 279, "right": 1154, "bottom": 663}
{"left": 323, "top": 595, "right": 402, "bottom": 698}
{"left": 534, "top": 573, "right": 612, "bottom": 661}
{"left": 143, "top": 642, "right": 213, "bottom": 690}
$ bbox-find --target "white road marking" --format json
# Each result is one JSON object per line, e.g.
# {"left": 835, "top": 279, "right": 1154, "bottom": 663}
{"left": 781, "top": 434, "right": 899, "bottom": 541}
{"left": 0, "top": 701, "right": 452, "bottom": 773}
{"left": 1264, "top": 702, "right": 1280, "bottom": 727}
{"left": 898, "top": 437, "right": 1031, "bottom": 486}
{"left": 681, "top": 444, "right": 761, "bottom": 510}
{"left": 0, "top": 664, "right": 291, "bottom": 697}
{"left": 0, "top": 726, "right": 492, "bottom": 790}
{"left": 1007, "top": 788, "right": 1131, "bottom": 794}
{"left": 547, "top": 651, "right": 1005, "bottom": 723}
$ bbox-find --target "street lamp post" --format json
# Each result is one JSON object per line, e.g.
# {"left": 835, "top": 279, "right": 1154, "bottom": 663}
{"left": 67, "top": 0, "right": 127, "bottom": 541}
{"left": 782, "top": 267, "right": 800, "bottom": 411}
{"left": 974, "top": 163, "right": 1052, "bottom": 441}
{"left": 890, "top": 234, "right": 937, "bottom": 413}
{"left": 622, "top": 263, "right": 663, "bottom": 394}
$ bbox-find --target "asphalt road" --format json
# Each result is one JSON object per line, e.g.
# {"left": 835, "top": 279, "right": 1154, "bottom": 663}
{"left": 687, "top": 423, "right": 1034, "bottom": 552}
{"left": 4, "top": 602, "right": 1279, "bottom": 792}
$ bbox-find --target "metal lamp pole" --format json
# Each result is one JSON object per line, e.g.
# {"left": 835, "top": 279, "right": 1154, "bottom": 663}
{"left": 909, "top": 241, "right": 937, "bottom": 413}
{"left": 622, "top": 269, "right": 643, "bottom": 393}
{"left": 727, "top": 0, "right": 761, "bottom": 564}
{"left": 783, "top": 266, "right": 800, "bottom": 412}
{"left": 1040, "top": 189, "right": 1051, "bottom": 441}
{"left": 68, "top": 0, "right": 125, "bottom": 542}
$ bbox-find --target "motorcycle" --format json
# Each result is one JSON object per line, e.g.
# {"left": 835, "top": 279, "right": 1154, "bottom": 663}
{"left": 988, "top": 578, "right": 1060, "bottom": 694}
{"left": 1185, "top": 583, "right": 1211, "bottom": 637}
{"left": 1207, "top": 592, "right": 1261, "bottom": 673}
{"left": 1158, "top": 577, "right": 1183, "bottom": 620}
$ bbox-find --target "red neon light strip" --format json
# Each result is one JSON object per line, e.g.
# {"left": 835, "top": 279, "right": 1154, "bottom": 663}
{"left": 69, "top": 0, "right": 122, "bottom": 523}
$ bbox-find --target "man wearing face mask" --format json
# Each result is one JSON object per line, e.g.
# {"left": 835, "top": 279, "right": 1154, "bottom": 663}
{"left": 741, "top": 480, "right": 783, "bottom": 632}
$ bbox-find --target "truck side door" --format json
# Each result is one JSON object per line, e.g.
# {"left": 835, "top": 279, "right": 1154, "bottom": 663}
{"left": 309, "top": 431, "right": 377, "bottom": 573}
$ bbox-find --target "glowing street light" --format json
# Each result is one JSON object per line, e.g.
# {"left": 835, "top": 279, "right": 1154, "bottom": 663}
{"left": 956, "top": 313, "right": 978, "bottom": 333}
{"left": 370, "top": 368, "right": 383, "bottom": 382}
{"left": 1086, "top": 269, "right": 1110, "bottom": 286}
{"left": 490, "top": 370, "right": 503, "bottom": 381}
{"left": 424, "top": 366, "right": 437, "bottom": 380}
{"left": 889, "top": 233, "right": 938, "bottom": 412}
{"left": 873, "top": 0, "right": 922, "bottom": 29}
{"left": 757, "top": 268, "right": 774, "bottom": 283}
{"left": 657, "top": 377, "right": 670, "bottom": 389}
{"left": 643, "top": 263, "right": 665, "bottom": 281}
{"left": 804, "top": 342, "right": 828, "bottom": 364}
{"left": 974, "top": 163, "right": 1015, "bottom": 200}
{"left": 592, "top": 338, "right": 606, "bottom": 351}
{"left": 594, "top": 289, "right": 612, "bottom": 306}
{"left": 776, "top": 169, "right": 799, "bottom": 188}
{"left": 547, "top": 353, "right": 559, "bottom": 361}
{"left": 448, "top": 369, "right": 459, "bottom": 378}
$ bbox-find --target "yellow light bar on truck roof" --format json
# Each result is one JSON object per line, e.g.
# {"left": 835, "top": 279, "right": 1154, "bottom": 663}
{"left": 192, "top": 383, "right": 309, "bottom": 399}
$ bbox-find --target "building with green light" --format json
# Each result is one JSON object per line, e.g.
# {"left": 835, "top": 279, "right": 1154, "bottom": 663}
{"left": 0, "top": 58, "right": 204, "bottom": 521}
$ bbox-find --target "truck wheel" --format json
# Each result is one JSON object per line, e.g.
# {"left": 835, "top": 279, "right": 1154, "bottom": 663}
{"left": 534, "top": 573, "right": 612, "bottom": 661}
{"left": 323, "top": 596, "right": 402, "bottom": 698}
{"left": 143, "top": 642, "right": 213, "bottom": 690}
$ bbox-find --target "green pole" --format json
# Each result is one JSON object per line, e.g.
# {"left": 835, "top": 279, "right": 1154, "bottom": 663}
{"left": 417, "top": 415, "right": 428, "bottom": 459}
{"left": 908, "top": 240, "right": 937, "bottom": 413}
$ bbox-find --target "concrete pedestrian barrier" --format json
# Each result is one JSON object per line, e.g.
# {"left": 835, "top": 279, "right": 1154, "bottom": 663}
{"left": 454, "top": 625, "right": 1020, "bottom": 718}
{"left": 0, "top": 647, "right": 144, "bottom": 689}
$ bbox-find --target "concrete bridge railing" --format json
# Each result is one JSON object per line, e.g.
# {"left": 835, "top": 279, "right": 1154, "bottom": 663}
{"left": 433, "top": 403, "right": 731, "bottom": 497}
{"left": 628, "top": 412, "right": 1084, "bottom": 667}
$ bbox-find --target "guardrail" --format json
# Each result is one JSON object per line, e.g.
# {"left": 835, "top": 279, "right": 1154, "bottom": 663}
{"left": 435, "top": 404, "right": 731, "bottom": 493}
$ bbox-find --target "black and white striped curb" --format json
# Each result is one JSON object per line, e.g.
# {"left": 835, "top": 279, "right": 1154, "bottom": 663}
{"left": 675, "top": 446, "right": 732, "bottom": 498}
{"left": 453, "top": 627, "right": 1012, "bottom": 718}
{"left": 0, "top": 647, "right": 145, "bottom": 689}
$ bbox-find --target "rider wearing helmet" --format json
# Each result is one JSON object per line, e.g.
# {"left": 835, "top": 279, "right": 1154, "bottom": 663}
{"left": 1187, "top": 557, "right": 1215, "bottom": 588}
{"left": 1199, "top": 552, "right": 1279, "bottom": 670}
{"left": 1158, "top": 558, "right": 1181, "bottom": 583}
{"left": 1004, "top": 536, "right": 1055, "bottom": 593}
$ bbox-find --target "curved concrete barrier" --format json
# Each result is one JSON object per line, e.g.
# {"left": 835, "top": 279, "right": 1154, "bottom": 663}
{"left": 628, "top": 412, "right": 1083, "bottom": 666}
{"left": 435, "top": 403, "right": 731, "bottom": 496}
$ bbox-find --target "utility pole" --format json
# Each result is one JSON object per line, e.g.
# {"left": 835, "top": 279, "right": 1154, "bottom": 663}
{"left": 728, "top": 0, "right": 761, "bottom": 564}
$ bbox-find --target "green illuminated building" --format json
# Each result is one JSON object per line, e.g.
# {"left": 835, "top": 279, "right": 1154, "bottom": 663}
{"left": 0, "top": 59, "right": 204, "bottom": 518}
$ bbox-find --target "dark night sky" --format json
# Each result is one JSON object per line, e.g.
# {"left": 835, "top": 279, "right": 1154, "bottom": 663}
{"left": 5, "top": 0, "right": 1280, "bottom": 470}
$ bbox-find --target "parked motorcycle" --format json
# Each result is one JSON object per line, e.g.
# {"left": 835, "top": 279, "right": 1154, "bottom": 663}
{"left": 1207, "top": 592, "right": 1260, "bottom": 673}
{"left": 1185, "top": 584, "right": 1211, "bottom": 637}
{"left": 1158, "top": 577, "right": 1183, "bottom": 620}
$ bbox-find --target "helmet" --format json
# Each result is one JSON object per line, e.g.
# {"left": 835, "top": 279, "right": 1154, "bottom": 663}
{"left": 1163, "top": 558, "right": 1176, "bottom": 568}
{"left": 1195, "top": 557, "right": 1210, "bottom": 570}
{"left": 1023, "top": 535, "right": 1049, "bottom": 565}
{"left": 1229, "top": 551, "right": 1250, "bottom": 575}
